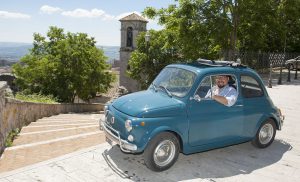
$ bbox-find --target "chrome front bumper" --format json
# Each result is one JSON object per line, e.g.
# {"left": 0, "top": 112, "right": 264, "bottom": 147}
{"left": 279, "top": 115, "right": 285, "bottom": 130}
{"left": 99, "top": 119, "right": 137, "bottom": 153}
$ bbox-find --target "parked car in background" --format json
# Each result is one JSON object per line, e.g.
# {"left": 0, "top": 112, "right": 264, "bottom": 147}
{"left": 285, "top": 56, "right": 300, "bottom": 70}
{"left": 100, "top": 60, "right": 285, "bottom": 172}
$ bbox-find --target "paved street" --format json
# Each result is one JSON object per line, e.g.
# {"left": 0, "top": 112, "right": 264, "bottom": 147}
{"left": 0, "top": 79, "right": 300, "bottom": 182}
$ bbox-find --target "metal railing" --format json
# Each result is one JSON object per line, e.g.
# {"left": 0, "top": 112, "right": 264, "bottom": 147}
{"left": 222, "top": 50, "right": 299, "bottom": 70}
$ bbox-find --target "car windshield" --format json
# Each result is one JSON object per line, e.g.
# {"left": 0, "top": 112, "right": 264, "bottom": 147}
{"left": 151, "top": 67, "right": 196, "bottom": 97}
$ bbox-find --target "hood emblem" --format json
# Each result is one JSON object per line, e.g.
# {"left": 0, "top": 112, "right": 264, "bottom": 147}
{"left": 111, "top": 117, "right": 115, "bottom": 124}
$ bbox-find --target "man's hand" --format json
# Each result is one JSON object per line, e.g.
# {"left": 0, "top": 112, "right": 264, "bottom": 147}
{"left": 212, "top": 87, "right": 219, "bottom": 96}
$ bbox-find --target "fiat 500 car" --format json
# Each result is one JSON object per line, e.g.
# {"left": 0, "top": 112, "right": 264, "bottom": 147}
{"left": 100, "top": 60, "right": 284, "bottom": 172}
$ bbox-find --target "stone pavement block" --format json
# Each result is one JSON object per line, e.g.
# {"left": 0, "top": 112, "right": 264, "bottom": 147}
{"left": 6, "top": 165, "right": 76, "bottom": 182}
{"left": 3, "top": 172, "right": 35, "bottom": 182}
{"left": 66, "top": 170, "right": 107, "bottom": 182}
{"left": 0, "top": 179, "right": 9, "bottom": 182}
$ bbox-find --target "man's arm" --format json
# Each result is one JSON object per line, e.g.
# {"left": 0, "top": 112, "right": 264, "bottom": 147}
{"left": 213, "top": 87, "right": 238, "bottom": 106}
{"left": 212, "top": 95, "right": 228, "bottom": 105}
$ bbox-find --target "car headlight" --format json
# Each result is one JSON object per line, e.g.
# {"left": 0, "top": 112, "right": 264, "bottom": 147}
{"left": 125, "top": 119, "right": 132, "bottom": 132}
{"left": 128, "top": 135, "right": 134, "bottom": 142}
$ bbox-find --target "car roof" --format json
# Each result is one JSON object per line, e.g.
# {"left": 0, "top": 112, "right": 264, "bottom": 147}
{"left": 166, "top": 59, "right": 256, "bottom": 76}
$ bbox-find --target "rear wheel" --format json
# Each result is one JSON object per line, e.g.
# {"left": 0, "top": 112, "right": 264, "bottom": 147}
{"left": 143, "top": 132, "right": 179, "bottom": 172}
{"left": 252, "top": 119, "right": 276, "bottom": 148}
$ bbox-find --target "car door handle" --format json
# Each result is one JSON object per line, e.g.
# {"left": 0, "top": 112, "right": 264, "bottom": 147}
{"left": 235, "top": 104, "right": 244, "bottom": 107}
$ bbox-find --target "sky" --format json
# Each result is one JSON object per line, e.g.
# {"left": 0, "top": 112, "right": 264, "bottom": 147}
{"left": 0, "top": 0, "right": 175, "bottom": 46}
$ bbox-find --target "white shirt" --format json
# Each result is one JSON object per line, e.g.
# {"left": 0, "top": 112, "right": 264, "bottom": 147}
{"left": 205, "top": 85, "right": 238, "bottom": 107}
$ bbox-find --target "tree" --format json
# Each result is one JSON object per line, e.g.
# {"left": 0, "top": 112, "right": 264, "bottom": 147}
{"left": 278, "top": 0, "right": 300, "bottom": 53}
{"left": 144, "top": 1, "right": 224, "bottom": 60}
{"left": 128, "top": 30, "right": 182, "bottom": 89}
{"left": 144, "top": 0, "right": 300, "bottom": 58}
{"left": 127, "top": 0, "right": 300, "bottom": 88}
{"left": 13, "top": 26, "right": 114, "bottom": 102}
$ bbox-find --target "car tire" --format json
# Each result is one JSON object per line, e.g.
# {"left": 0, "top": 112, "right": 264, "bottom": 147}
{"left": 252, "top": 119, "right": 276, "bottom": 148}
{"left": 143, "top": 132, "right": 180, "bottom": 172}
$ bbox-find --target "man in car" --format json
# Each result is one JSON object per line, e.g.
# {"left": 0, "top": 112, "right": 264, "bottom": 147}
{"left": 205, "top": 75, "right": 238, "bottom": 106}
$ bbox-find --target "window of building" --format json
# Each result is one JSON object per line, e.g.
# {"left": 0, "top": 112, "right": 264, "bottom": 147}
{"left": 126, "top": 27, "right": 133, "bottom": 47}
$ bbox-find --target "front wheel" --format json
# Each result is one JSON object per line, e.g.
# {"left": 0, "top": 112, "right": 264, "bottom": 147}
{"left": 143, "top": 132, "right": 180, "bottom": 172}
{"left": 252, "top": 119, "right": 276, "bottom": 148}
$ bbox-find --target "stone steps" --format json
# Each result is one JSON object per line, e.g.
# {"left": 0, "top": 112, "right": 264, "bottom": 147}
{"left": 0, "top": 113, "right": 106, "bottom": 173}
{"left": 13, "top": 126, "right": 100, "bottom": 145}
{"left": 30, "top": 120, "right": 97, "bottom": 126}
{"left": 20, "top": 124, "right": 98, "bottom": 133}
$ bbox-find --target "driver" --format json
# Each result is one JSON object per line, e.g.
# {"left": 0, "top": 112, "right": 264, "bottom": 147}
{"left": 205, "top": 75, "right": 238, "bottom": 107}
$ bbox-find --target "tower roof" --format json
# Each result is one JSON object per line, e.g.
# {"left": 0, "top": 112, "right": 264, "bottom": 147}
{"left": 119, "top": 13, "right": 148, "bottom": 22}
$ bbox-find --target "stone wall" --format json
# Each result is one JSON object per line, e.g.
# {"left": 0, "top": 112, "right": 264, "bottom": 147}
{"left": 0, "top": 83, "right": 104, "bottom": 155}
{"left": 0, "top": 82, "right": 7, "bottom": 155}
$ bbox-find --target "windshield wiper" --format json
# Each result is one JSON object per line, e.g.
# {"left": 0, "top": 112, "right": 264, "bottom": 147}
{"left": 151, "top": 83, "right": 158, "bottom": 91}
{"left": 158, "top": 85, "right": 173, "bottom": 97}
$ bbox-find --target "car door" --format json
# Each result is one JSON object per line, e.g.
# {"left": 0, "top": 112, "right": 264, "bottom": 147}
{"left": 187, "top": 74, "right": 244, "bottom": 147}
{"left": 240, "top": 74, "right": 269, "bottom": 138}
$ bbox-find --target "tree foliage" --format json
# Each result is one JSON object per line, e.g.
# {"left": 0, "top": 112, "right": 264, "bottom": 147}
{"left": 13, "top": 26, "right": 114, "bottom": 102}
{"left": 143, "top": 0, "right": 300, "bottom": 55}
{"left": 127, "top": 30, "right": 183, "bottom": 89}
{"left": 128, "top": 0, "right": 300, "bottom": 88}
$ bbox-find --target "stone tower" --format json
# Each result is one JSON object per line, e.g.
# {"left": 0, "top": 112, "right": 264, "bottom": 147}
{"left": 119, "top": 13, "right": 148, "bottom": 93}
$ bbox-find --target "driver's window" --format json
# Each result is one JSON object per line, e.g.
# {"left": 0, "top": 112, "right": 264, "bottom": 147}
{"left": 195, "top": 76, "right": 211, "bottom": 99}
{"left": 195, "top": 74, "right": 237, "bottom": 99}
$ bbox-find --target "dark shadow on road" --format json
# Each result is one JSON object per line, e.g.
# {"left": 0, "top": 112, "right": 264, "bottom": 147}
{"left": 102, "top": 140, "right": 292, "bottom": 181}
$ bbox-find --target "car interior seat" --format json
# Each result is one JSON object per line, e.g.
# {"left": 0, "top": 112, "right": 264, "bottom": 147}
{"left": 228, "top": 76, "right": 237, "bottom": 90}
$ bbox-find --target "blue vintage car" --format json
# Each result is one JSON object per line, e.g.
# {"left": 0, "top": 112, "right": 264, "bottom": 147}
{"left": 100, "top": 60, "right": 284, "bottom": 171}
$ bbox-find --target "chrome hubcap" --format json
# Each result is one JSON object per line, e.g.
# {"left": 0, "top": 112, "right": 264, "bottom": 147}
{"left": 154, "top": 140, "right": 176, "bottom": 167}
{"left": 259, "top": 123, "right": 274, "bottom": 145}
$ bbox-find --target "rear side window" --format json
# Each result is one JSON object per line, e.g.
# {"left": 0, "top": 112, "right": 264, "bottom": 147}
{"left": 241, "top": 75, "right": 264, "bottom": 98}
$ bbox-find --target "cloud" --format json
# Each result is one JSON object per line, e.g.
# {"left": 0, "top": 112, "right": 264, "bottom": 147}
{"left": 0, "top": 10, "right": 31, "bottom": 19}
{"left": 61, "top": 8, "right": 114, "bottom": 20}
{"left": 40, "top": 5, "right": 63, "bottom": 14}
{"left": 38, "top": 6, "right": 152, "bottom": 23}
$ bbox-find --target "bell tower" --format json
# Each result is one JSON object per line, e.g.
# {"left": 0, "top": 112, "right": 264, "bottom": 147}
{"left": 119, "top": 13, "right": 148, "bottom": 92}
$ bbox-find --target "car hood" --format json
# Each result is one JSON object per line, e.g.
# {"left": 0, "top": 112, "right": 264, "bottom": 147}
{"left": 112, "top": 89, "right": 183, "bottom": 117}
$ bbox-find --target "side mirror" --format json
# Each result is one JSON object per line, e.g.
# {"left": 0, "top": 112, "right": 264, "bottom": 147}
{"left": 190, "top": 94, "right": 201, "bottom": 102}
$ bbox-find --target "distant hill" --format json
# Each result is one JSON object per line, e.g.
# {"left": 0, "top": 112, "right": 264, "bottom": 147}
{"left": 0, "top": 42, "right": 32, "bottom": 61}
{"left": 97, "top": 46, "right": 120, "bottom": 64}
{"left": 0, "top": 42, "right": 120, "bottom": 63}
{"left": 0, "top": 59, "right": 17, "bottom": 66}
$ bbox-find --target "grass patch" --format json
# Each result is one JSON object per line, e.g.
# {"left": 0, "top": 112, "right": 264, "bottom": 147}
{"left": 5, "top": 128, "right": 20, "bottom": 147}
{"left": 15, "top": 93, "right": 58, "bottom": 104}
